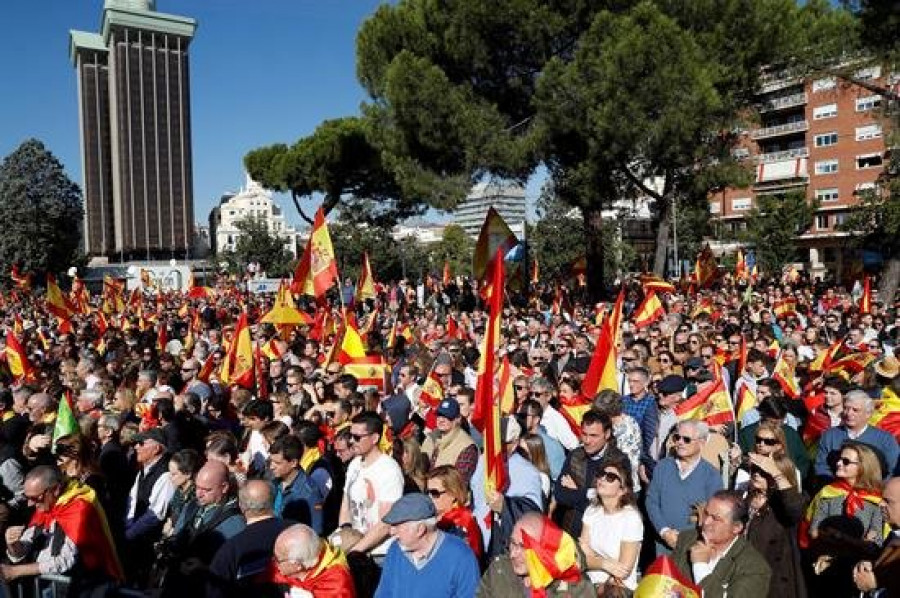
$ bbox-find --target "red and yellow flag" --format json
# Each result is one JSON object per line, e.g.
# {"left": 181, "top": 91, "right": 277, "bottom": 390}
{"left": 497, "top": 356, "right": 515, "bottom": 415}
{"left": 772, "top": 353, "right": 800, "bottom": 398}
{"left": 869, "top": 388, "right": 900, "bottom": 442}
{"left": 521, "top": 518, "right": 582, "bottom": 593}
{"left": 674, "top": 376, "right": 734, "bottom": 426}
{"left": 581, "top": 289, "right": 624, "bottom": 398}
{"left": 640, "top": 274, "right": 675, "bottom": 295}
{"left": 773, "top": 297, "right": 798, "bottom": 319}
{"left": 219, "top": 312, "right": 255, "bottom": 388}
{"left": 357, "top": 252, "right": 376, "bottom": 303}
{"left": 474, "top": 249, "right": 507, "bottom": 497}
{"left": 419, "top": 368, "right": 445, "bottom": 409}
{"left": 442, "top": 261, "right": 451, "bottom": 286}
{"left": 694, "top": 244, "right": 718, "bottom": 288}
{"left": 46, "top": 274, "right": 73, "bottom": 320}
{"left": 735, "top": 247, "right": 748, "bottom": 281}
{"left": 859, "top": 275, "right": 872, "bottom": 314}
{"left": 10, "top": 265, "right": 31, "bottom": 291}
{"left": 635, "top": 555, "right": 700, "bottom": 598}
{"left": 530, "top": 258, "right": 539, "bottom": 285}
{"left": 337, "top": 322, "right": 367, "bottom": 364}
{"left": 5, "top": 331, "right": 34, "bottom": 381}
{"left": 309, "top": 207, "right": 339, "bottom": 298}
{"left": 734, "top": 381, "right": 757, "bottom": 422}
{"left": 632, "top": 291, "right": 665, "bottom": 329}
{"left": 473, "top": 207, "right": 518, "bottom": 288}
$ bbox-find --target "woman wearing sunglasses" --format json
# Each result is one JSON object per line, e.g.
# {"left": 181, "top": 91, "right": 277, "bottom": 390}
{"left": 578, "top": 457, "right": 642, "bottom": 595}
{"left": 731, "top": 421, "right": 800, "bottom": 492}
{"left": 804, "top": 441, "right": 886, "bottom": 597}
{"left": 425, "top": 465, "right": 483, "bottom": 565}
{"left": 739, "top": 447, "right": 807, "bottom": 598}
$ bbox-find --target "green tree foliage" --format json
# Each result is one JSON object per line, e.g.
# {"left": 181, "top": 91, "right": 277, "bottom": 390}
{"left": 742, "top": 192, "right": 818, "bottom": 275}
{"left": 427, "top": 224, "right": 474, "bottom": 279}
{"left": 330, "top": 221, "right": 430, "bottom": 284}
{"left": 0, "top": 139, "right": 83, "bottom": 278}
{"left": 221, "top": 216, "right": 294, "bottom": 278}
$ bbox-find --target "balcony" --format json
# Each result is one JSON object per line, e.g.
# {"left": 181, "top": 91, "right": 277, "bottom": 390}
{"left": 754, "top": 157, "right": 808, "bottom": 189}
{"left": 756, "top": 147, "right": 809, "bottom": 164}
{"left": 759, "top": 92, "right": 808, "bottom": 113}
{"left": 749, "top": 120, "right": 808, "bottom": 140}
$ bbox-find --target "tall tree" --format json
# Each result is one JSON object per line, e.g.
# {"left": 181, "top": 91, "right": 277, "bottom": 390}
{"left": 428, "top": 224, "right": 474, "bottom": 279}
{"left": 0, "top": 139, "right": 83, "bottom": 278}
{"left": 220, "top": 216, "right": 294, "bottom": 278}
{"left": 742, "top": 192, "right": 819, "bottom": 275}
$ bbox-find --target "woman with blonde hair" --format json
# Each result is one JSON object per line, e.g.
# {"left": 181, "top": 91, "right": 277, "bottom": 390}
{"left": 426, "top": 465, "right": 483, "bottom": 563}
{"left": 579, "top": 456, "right": 643, "bottom": 594}
{"left": 398, "top": 436, "right": 429, "bottom": 493}
{"left": 518, "top": 433, "right": 552, "bottom": 502}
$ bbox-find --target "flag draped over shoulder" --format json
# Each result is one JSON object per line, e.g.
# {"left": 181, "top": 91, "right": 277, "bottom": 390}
{"left": 521, "top": 519, "right": 582, "bottom": 597}
{"left": 634, "top": 555, "right": 700, "bottom": 598}
{"left": 219, "top": 313, "right": 255, "bottom": 388}
{"left": 266, "top": 541, "right": 353, "bottom": 598}
{"left": 30, "top": 479, "right": 124, "bottom": 581}
{"left": 799, "top": 480, "right": 886, "bottom": 548}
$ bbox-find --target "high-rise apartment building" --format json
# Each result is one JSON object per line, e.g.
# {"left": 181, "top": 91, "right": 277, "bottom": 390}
{"left": 711, "top": 65, "right": 896, "bottom": 280}
{"left": 454, "top": 181, "right": 526, "bottom": 239}
{"left": 70, "top": 0, "right": 197, "bottom": 260}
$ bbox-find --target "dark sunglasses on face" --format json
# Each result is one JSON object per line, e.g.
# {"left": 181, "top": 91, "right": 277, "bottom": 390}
{"left": 427, "top": 488, "right": 447, "bottom": 498}
{"left": 754, "top": 436, "right": 778, "bottom": 446}
{"left": 349, "top": 433, "right": 370, "bottom": 442}
{"left": 598, "top": 471, "right": 621, "bottom": 484}
{"left": 672, "top": 433, "right": 694, "bottom": 444}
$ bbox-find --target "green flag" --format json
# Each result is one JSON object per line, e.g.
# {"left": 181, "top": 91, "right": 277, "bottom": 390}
{"left": 52, "top": 394, "right": 79, "bottom": 447}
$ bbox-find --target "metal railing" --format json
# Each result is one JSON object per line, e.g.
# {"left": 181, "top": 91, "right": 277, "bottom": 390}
{"left": 760, "top": 92, "right": 808, "bottom": 112}
{"left": 749, "top": 120, "right": 809, "bottom": 140}
{"left": 756, "top": 147, "right": 809, "bottom": 163}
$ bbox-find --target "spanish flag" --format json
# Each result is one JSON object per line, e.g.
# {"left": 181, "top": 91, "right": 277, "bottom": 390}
{"left": 735, "top": 247, "right": 748, "bottom": 281}
{"left": 265, "top": 540, "right": 353, "bottom": 597}
{"left": 474, "top": 249, "right": 507, "bottom": 498}
{"left": 869, "top": 388, "right": 900, "bottom": 442}
{"left": 307, "top": 207, "right": 339, "bottom": 298}
{"left": 640, "top": 274, "right": 675, "bottom": 295}
{"left": 497, "top": 355, "right": 515, "bottom": 415}
{"left": 825, "top": 352, "right": 875, "bottom": 380}
{"left": 772, "top": 353, "right": 800, "bottom": 398}
{"left": 521, "top": 518, "right": 583, "bottom": 594}
{"left": 10, "top": 265, "right": 30, "bottom": 291}
{"left": 443, "top": 260, "right": 451, "bottom": 286}
{"left": 4, "top": 331, "right": 34, "bottom": 382}
{"left": 418, "top": 368, "right": 445, "bottom": 409}
{"left": 102, "top": 275, "right": 125, "bottom": 313}
{"left": 219, "top": 312, "right": 255, "bottom": 388}
{"left": 581, "top": 289, "right": 623, "bottom": 398}
{"left": 859, "top": 275, "right": 872, "bottom": 314}
{"left": 357, "top": 252, "right": 376, "bottom": 302}
{"left": 799, "top": 481, "right": 886, "bottom": 548}
{"left": 473, "top": 207, "right": 518, "bottom": 287}
{"left": 632, "top": 291, "right": 665, "bottom": 329}
{"left": 694, "top": 244, "right": 718, "bottom": 288}
{"left": 674, "top": 376, "right": 734, "bottom": 426}
{"left": 634, "top": 556, "right": 700, "bottom": 598}
{"left": 337, "top": 323, "right": 367, "bottom": 364}
{"left": 734, "top": 381, "right": 757, "bottom": 422}
{"left": 773, "top": 297, "right": 798, "bottom": 319}
{"left": 30, "top": 479, "right": 124, "bottom": 582}
{"left": 46, "top": 274, "right": 73, "bottom": 320}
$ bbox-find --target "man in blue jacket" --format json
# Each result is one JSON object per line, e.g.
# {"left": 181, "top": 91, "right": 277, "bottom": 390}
{"left": 268, "top": 435, "right": 324, "bottom": 535}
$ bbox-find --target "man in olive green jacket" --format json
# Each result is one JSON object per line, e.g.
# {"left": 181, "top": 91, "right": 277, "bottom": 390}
{"left": 477, "top": 513, "right": 595, "bottom": 598}
{"left": 671, "top": 490, "right": 771, "bottom": 598}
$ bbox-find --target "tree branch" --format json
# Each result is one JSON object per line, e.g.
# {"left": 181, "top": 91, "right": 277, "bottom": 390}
{"left": 620, "top": 163, "right": 665, "bottom": 202}
{"left": 291, "top": 190, "right": 315, "bottom": 226}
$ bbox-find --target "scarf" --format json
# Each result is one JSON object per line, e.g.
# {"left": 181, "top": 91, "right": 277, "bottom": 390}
{"left": 300, "top": 446, "right": 322, "bottom": 473}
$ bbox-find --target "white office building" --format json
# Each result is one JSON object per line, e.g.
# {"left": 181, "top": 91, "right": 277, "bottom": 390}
{"left": 453, "top": 181, "right": 526, "bottom": 238}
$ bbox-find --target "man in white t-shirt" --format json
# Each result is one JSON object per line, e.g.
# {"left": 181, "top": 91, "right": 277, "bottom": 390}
{"left": 337, "top": 411, "right": 404, "bottom": 560}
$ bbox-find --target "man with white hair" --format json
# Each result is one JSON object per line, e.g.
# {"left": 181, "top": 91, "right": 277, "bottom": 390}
{"left": 75, "top": 389, "right": 104, "bottom": 420}
{"left": 374, "top": 493, "right": 479, "bottom": 598}
{"left": 815, "top": 389, "right": 899, "bottom": 480}
{"left": 646, "top": 419, "right": 723, "bottom": 553}
{"left": 268, "top": 523, "right": 355, "bottom": 596}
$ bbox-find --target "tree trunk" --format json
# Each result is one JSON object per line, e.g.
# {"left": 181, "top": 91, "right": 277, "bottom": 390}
{"left": 653, "top": 196, "right": 672, "bottom": 276}
{"left": 584, "top": 207, "right": 606, "bottom": 303}
{"left": 879, "top": 255, "right": 900, "bottom": 306}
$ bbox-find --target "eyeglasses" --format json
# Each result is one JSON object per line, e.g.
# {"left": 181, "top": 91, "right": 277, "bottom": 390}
{"left": 754, "top": 436, "right": 778, "bottom": 446}
{"left": 349, "top": 433, "right": 371, "bottom": 442}
{"left": 838, "top": 457, "right": 859, "bottom": 467}
{"left": 672, "top": 433, "right": 694, "bottom": 444}
{"left": 598, "top": 471, "right": 621, "bottom": 484}
{"left": 427, "top": 488, "right": 447, "bottom": 498}
{"left": 25, "top": 487, "right": 49, "bottom": 504}
{"left": 514, "top": 385, "right": 528, "bottom": 391}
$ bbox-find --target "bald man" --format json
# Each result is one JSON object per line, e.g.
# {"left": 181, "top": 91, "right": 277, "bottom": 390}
{"left": 207, "top": 480, "right": 292, "bottom": 598}
{"left": 268, "top": 524, "right": 355, "bottom": 597}
{"left": 854, "top": 476, "right": 900, "bottom": 597}
{"left": 162, "top": 461, "right": 244, "bottom": 596}
{"left": 478, "top": 512, "right": 594, "bottom": 597}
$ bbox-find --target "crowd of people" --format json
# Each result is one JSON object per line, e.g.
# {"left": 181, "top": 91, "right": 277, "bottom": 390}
{"left": 0, "top": 272, "right": 898, "bottom": 598}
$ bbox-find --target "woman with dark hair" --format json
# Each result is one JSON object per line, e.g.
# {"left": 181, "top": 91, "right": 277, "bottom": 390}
{"left": 741, "top": 447, "right": 808, "bottom": 598}
{"left": 54, "top": 434, "right": 104, "bottom": 492}
{"left": 591, "top": 390, "right": 641, "bottom": 491}
{"left": 518, "top": 433, "right": 552, "bottom": 503}
{"left": 579, "top": 457, "right": 643, "bottom": 594}
{"left": 163, "top": 448, "right": 202, "bottom": 537}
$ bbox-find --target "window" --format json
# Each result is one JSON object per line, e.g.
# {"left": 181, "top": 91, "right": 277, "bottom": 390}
{"left": 857, "top": 154, "right": 884, "bottom": 169}
{"left": 731, "top": 148, "right": 750, "bottom": 160}
{"left": 709, "top": 202, "right": 721, "bottom": 214}
{"left": 834, "top": 213, "right": 849, "bottom": 227}
{"left": 732, "top": 198, "right": 751, "bottom": 211}
{"left": 856, "top": 96, "right": 882, "bottom": 112}
{"left": 811, "top": 77, "right": 836, "bottom": 92}
{"left": 816, "top": 214, "right": 829, "bottom": 230}
{"left": 855, "top": 182, "right": 876, "bottom": 193}
{"left": 815, "top": 132, "right": 838, "bottom": 147}
{"left": 855, "top": 66, "right": 882, "bottom": 80}
{"left": 815, "top": 188, "right": 839, "bottom": 202}
{"left": 855, "top": 125, "right": 882, "bottom": 141}
{"left": 814, "top": 159, "right": 839, "bottom": 175}
{"left": 813, "top": 104, "right": 837, "bottom": 119}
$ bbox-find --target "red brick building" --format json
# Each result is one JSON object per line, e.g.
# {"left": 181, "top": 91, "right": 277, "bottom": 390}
{"left": 710, "top": 65, "right": 896, "bottom": 282}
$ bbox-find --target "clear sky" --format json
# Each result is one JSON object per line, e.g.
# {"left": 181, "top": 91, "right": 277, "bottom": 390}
{"left": 0, "top": 0, "right": 540, "bottom": 231}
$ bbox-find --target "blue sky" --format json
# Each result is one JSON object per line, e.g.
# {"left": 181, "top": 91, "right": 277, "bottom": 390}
{"left": 0, "top": 0, "right": 542, "bottom": 231}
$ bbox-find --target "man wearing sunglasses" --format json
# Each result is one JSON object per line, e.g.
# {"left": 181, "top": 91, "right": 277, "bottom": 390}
{"left": 646, "top": 420, "right": 723, "bottom": 554}
{"left": 336, "top": 412, "right": 403, "bottom": 561}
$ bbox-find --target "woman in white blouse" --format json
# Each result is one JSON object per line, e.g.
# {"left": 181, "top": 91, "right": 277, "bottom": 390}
{"left": 579, "top": 457, "right": 644, "bottom": 594}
